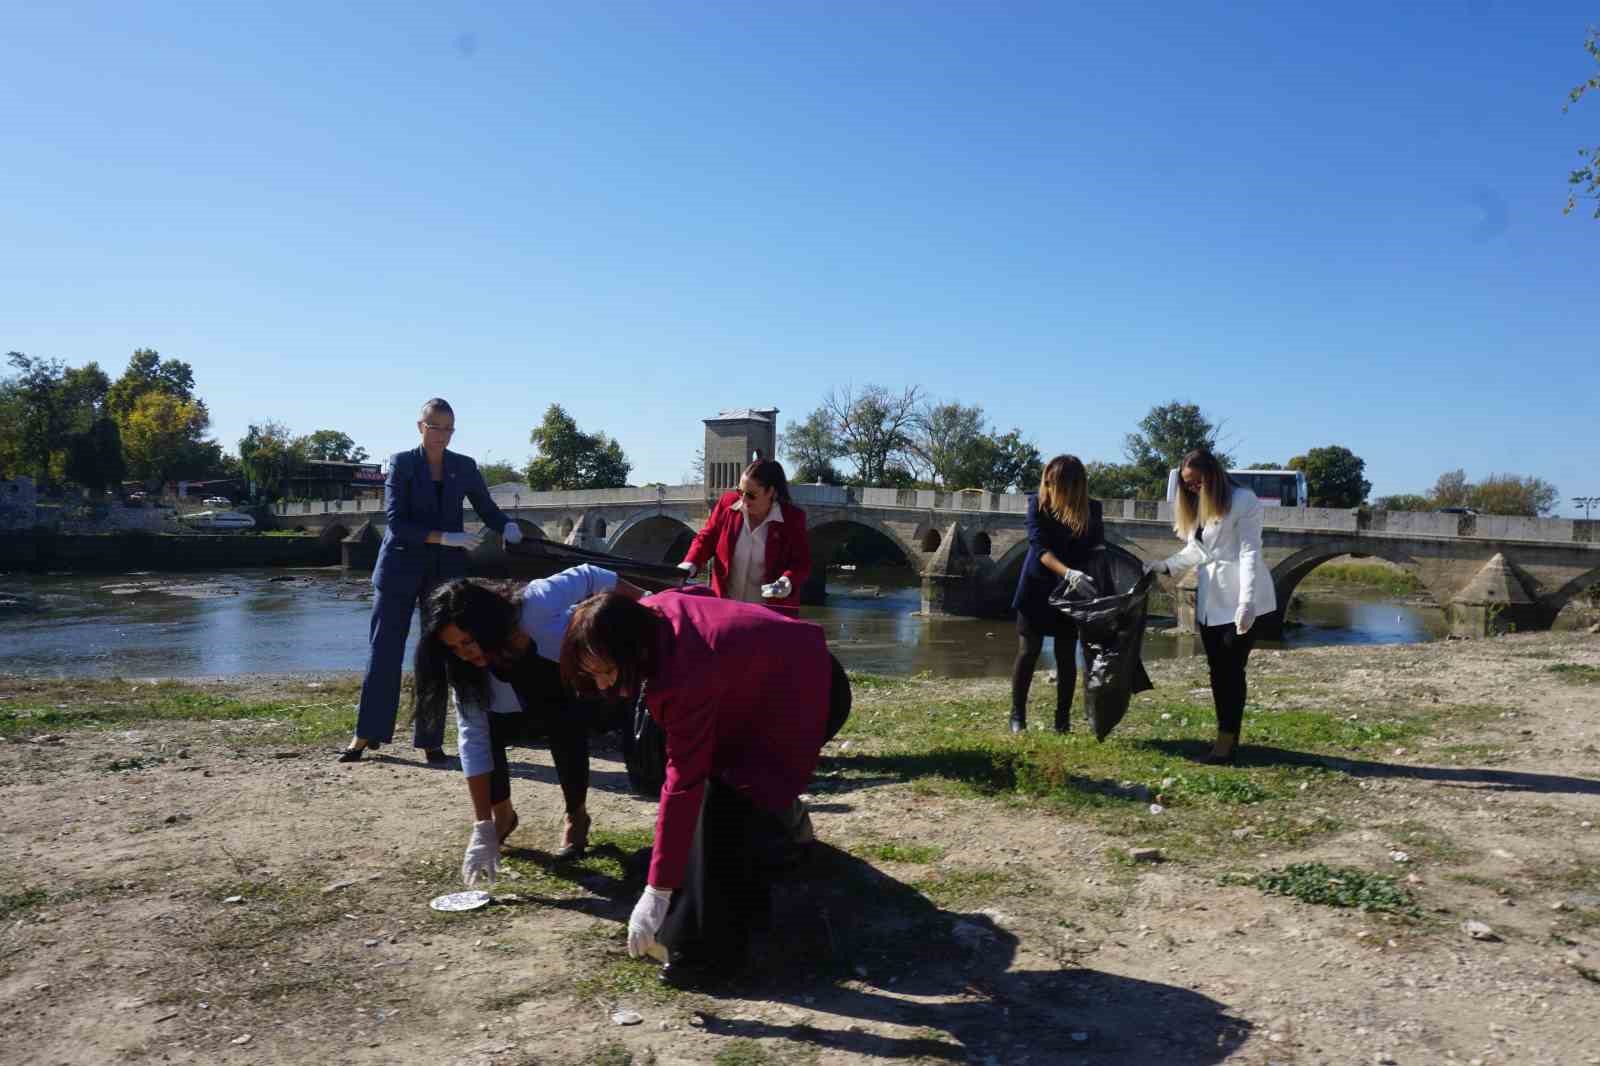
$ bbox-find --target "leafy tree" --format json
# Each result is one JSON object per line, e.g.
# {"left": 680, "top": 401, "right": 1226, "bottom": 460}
{"left": 1286, "top": 445, "right": 1371, "bottom": 508}
{"left": 1123, "top": 401, "right": 1233, "bottom": 498}
{"left": 1085, "top": 460, "right": 1146, "bottom": 500}
{"left": 478, "top": 461, "right": 523, "bottom": 486}
{"left": 1469, "top": 474, "right": 1560, "bottom": 517}
{"left": 64, "top": 418, "right": 127, "bottom": 496}
{"left": 298, "top": 429, "right": 370, "bottom": 463}
{"left": 783, "top": 408, "right": 846, "bottom": 485}
{"left": 105, "top": 349, "right": 196, "bottom": 422}
{"left": 121, "top": 393, "right": 212, "bottom": 485}
{"left": 523, "top": 404, "right": 631, "bottom": 490}
{"left": 1373, "top": 493, "right": 1432, "bottom": 512}
{"left": 1565, "top": 26, "right": 1600, "bottom": 219}
{"left": 1, "top": 352, "right": 113, "bottom": 487}
{"left": 823, "top": 384, "right": 923, "bottom": 487}
{"left": 916, "top": 401, "right": 988, "bottom": 488}
{"left": 237, "top": 420, "right": 306, "bottom": 500}
{"left": 1244, "top": 461, "right": 1284, "bottom": 470}
{"left": 979, "top": 429, "right": 1044, "bottom": 494}
{"left": 1430, "top": 469, "right": 1471, "bottom": 508}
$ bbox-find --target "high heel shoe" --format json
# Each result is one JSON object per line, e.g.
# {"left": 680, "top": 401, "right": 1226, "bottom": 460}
{"left": 497, "top": 811, "right": 520, "bottom": 847}
{"left": 337, "top": 738, "right": 381, "bottom": 763}
{"left": 555, "top": 810, "right": 591, "bottom": 861}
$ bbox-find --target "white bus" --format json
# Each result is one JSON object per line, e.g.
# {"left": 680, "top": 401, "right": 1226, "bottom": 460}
{"left": 1166, "top": 468, "right": 1308, "bottom": 508}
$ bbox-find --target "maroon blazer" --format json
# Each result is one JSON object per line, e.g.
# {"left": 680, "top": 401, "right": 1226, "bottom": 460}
{"left": 641, "top": 588, "right": 831, "bottom": 889}
{"left": 682, "top": 491, "right": 811, "bottom": 617}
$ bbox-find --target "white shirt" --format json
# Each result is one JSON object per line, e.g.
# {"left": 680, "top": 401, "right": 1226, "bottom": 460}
{"left": 727, "top": 500, "right": 784, "bottom": 604}
{"left": 1161, "top": 485, "right": 1278, "bottom": 627}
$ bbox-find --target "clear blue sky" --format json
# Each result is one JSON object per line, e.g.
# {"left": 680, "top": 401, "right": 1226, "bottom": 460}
{"left": 3, "top": 3, "right": 1596, "bottom": 512}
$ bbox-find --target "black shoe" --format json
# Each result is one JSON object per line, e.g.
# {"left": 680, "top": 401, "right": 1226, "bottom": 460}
{"left": 658, "top": 951, "right": 737, "bottom": 989}
{"left": 337, "top": 739, "right": 380, "bottom": 763}
{"left": 1053, "top": 712, "right": 1070, "bottom": 735}
{"left": 1202, "top": 748, "right": 1237, "bottom": 766}
{"left": 1009, "top": 713, "right": 1026, "bottom": 734}
{"left": 423, "top": 748, "right": 449, "bottom": 764}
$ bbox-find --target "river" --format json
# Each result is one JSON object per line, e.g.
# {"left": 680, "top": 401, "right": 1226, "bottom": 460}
{"left": 0, "top": 567, "right": 1453, "bottom": 679}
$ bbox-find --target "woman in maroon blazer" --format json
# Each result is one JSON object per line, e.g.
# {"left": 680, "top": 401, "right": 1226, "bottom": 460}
{"left": 678, "top": 459, "right": 811, "bottom": 617}
{"left": 560, "top": 587, "right": 848, "bottom": 985}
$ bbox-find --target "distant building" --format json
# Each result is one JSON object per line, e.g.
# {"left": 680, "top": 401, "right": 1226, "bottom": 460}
{"left": 283, "top": 459, "right": 385, "bottom": 502}
{"left": 0, "top": 475, "right": 38, "bottom": 530}
{"left": 702, "top": 408, "right": 778, "bottom": 496}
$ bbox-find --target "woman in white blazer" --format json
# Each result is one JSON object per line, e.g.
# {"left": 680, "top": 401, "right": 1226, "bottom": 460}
{"left": 1145, "top": 449, "right": 1277, "bottom": 764}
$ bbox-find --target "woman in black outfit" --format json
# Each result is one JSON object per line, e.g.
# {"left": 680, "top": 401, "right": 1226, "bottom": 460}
{"left": 1009, "top": 455, "right": 1104, "bottom": 734}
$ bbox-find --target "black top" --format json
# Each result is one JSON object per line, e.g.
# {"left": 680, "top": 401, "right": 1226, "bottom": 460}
{"left": 1011, "top": 496, "right": 1105, "bottom": 624}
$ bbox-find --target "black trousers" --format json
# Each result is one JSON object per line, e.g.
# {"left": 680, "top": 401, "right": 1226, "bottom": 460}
{"left": 485, "top": 700, "right": 590, "bottom": 816}
{"left": 1199, "top": 619, "right": 1260, "bottom": 736}
{"left": 657, "top": 777, "right": 789, "bottom": 965}
{"left": 1010, "top": 611, "right": 1077, "bottom": 722}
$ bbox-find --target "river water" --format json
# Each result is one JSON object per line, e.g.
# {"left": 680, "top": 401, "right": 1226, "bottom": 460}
{"left": 0, "top": 567, "right": 1450, "bottom": 679}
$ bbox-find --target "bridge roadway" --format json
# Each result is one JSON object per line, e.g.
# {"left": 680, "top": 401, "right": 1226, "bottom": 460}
{"left": 275, "top": 483, "right": 1600, "bottom": 637}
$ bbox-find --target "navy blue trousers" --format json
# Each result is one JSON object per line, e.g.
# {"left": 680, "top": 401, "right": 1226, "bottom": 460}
{"left": 355, "top": 577, "right": 446, "bottom": 749}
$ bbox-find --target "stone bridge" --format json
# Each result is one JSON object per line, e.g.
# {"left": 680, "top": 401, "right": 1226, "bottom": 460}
{"left": 275, "top": 484, "right": 1600, "bottom": 637}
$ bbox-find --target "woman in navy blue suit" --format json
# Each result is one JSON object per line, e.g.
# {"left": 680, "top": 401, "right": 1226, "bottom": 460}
{"left": 1009, "top": 455, "right": 1104, "bottom": 734}
{"left": 339, "top": 398, "right": 523, "bottom": 762}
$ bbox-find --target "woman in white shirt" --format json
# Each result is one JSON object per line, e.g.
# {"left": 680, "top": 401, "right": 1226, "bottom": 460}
{"left": 1145, "top": 449, "right": 1278, "bottom": 765}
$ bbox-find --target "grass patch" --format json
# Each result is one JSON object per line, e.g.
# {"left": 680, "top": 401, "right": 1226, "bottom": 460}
{"left": 0, "top": 676, "right": 364, "bottom": 742}
{"left": 573, "top": 957, "right": 681, "bottom": 1006}
{"left": 713, "top": 1041, "right": 780, "bottom": 1066}
{"left": 1246, "top": 862, "right": 1417, "bottom": 914}
{"left": 1547, "top": 663, "right": 1600, "bottom": 685}
{"left": 1381, "top": 820, "right": 1473, "bottom": 865}
{"left": 0, "top": 888, "right": 48, "bottom": 920}
{"left": 586, "top": 1042, "right": 634, "bottom": 1066}
{"left": 1298, "top": 562, "right": 1424, "bottom": 596}
{"left": 856, "top": 840, "right": 945, "bottom": 865}
{"left": 911, "top": 868, "right": 1024, "bottom": 908}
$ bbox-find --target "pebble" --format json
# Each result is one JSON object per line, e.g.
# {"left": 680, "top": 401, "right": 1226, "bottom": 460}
{"left": 1389, "top": 851, "right": 1410, "bottom": 864}
{"left": 1129, "top": 847, "right": 1163, "bottom": 863}
{"left": 1148, "top": 804, "right": 1165, "bottom": 815}
{"left": 363, "top": 939, "right": 380, "bottom": 948}
{"left": 1462, "top": 920, "right": 1499, "bottom": 941}
{"left": 231, "top": 1034, "right": 252, "bottom": 1045}
{"left": 611, "top": 1009, "right": 642, "bottom": 1026}
{"left": 1374, "top": 1055, "right": 1396, "bottom": 1065}
{"left": 321, "top": 880, "right": 356, "bottom": 894}
{"left": 222, "top": 896, "right": 244, "bottom": 905}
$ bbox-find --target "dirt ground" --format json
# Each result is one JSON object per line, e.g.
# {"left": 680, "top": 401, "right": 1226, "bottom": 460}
{"left": 3, "top": 630, "right": 1599, "bottom": 1066}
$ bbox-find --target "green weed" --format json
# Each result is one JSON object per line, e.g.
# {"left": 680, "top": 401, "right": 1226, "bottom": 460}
{"left": 1248, "top": 862, "right": 1417, "bottom": 914}
{"left": 1548, "top": 663, "right": 1600, "bottom": 685}
{"left": 0, "top": 888, "right": 48, "bottom": 920}
{"left": 857, "top": 840, "right": 944, "bottom": 864}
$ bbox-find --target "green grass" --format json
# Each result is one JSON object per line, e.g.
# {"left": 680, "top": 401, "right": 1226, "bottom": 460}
{"left": 0, "top": 676, "right": 364, "bottom": 742}
{"left": 856, "top": 840, "right": 945, "bottom": 864}
{"left": 1245, "top": 862, "right": 1418, "bottom": 915}
{"left": 713, "top": 1041, "right": 781, "bottom": 1066}
{"left": 0, "top": 888, "right": 48, "bottom": 920}
{"left": 1297, "top": 561, "right": 1425, "bottom": 596}
{"left": 573, "top": 957, "right": 682, "bottom": 1006}
{"left": 586, "top": 1042, "right": 634, "bottom": 1066}
{"left": 1547, "top": 663, "right": 1600, "bottom": 685}
{"left": 911, "top": 868, "right": 1025, "bottom": 908}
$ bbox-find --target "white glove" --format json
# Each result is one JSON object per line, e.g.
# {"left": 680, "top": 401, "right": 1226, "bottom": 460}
{"left": 440, "top": 531, "right": 473, "bottom": 550}
{"left": 461, "top": 819, "right": 499, "bottom": 887}
{"left": 1235, "top": 603, "right": 1257, "bottom": 636}
{"left": 1063, "top": 569, "right": 1098, "bottom": 597}
{"left": 1143, "top": 559, "right": 1168, "bottom": 576}
{"left": 761, "top": 575, "right": 793, "bottom": 599}
{"left": 501, "top": 523, "right": 523, "bottom": 545}
{"left": 676, "top": 560, "right": 696, "bottom": 575}
{"left": 627, "top": 885, "right": 673, "bottom": 958}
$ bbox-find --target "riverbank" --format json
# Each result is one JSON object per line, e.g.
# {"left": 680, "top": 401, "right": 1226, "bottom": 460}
{"left": 0, "top": 530, "right": 334, "bottom": 572}
{"left": 3, "top": 631, "right": 1598, "bottom": 1064}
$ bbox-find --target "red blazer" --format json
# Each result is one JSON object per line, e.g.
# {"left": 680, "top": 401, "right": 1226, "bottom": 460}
{"left": 641, "top": 589, "right": 831, "bottom": 889}
{"left": 682, "top": 490, "right": 812, "bottom": 617}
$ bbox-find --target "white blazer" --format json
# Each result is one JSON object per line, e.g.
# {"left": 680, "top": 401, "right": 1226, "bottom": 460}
{"left": 1161, "top": 485, "right": 1278, "bottom": 627}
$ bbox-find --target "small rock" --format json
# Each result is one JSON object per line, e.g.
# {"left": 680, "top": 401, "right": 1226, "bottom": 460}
{"left": 1148, "top": 803, "right": 1165, "bottom": 815}
{"left": 1231, "top": 827, "right": 1254, "bottom": 840}
{"left": 1463, "top": 920, "right": 1499, "bottom": 941}
{"left": 1393, "top": 748, "right": 1406, "bottom": 756}
{"left": 611, "top": 1009, "right": 643, "bottom": 1026}
{"left": 1129, "top": 847, "right": 1163, "bottom": 864}
{"left": 1389, "top": 851, "right": 1410, "bottom": 864}
{"left": 1551, "top": 901, "right": 1570, "bottom": 912}
{"left": 231, "top": 1034, "right": 252, "bottom": 1045}
{"left": 222, "top": 896, "right": 244, "bottom": 904}
{"left": 363, "top": 938, "right": 380, "bottom": 947}
{"left": 1375, "top": 1054, "right": 1396, "bottom": 1065}
{"left": 321, "top": 880, "right": 356, "bottom": 895}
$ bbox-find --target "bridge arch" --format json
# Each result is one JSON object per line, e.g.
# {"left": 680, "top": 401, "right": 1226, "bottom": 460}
{"left": 807, "top": 516, "right": 921, "bottom": 576}
{"left": 1541, "top": 564, "right": 1600, "bottom": 627}
{"left": 607, "top": 513, "right": 696, "bottom": 566}
{"left": 1271, "top": 540, "right": 1446, "bottom": 611}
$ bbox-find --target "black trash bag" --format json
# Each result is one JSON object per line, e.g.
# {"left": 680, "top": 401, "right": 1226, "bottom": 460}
{"left": 1047, "top": 543, "right": 1157, "bottom": 741}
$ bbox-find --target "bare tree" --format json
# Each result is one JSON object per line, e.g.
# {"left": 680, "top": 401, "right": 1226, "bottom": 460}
{"left": 823, "top": 384, "right": 924, "bottom": 486}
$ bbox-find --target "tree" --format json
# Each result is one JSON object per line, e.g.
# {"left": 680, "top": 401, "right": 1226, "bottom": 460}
{"left": 1565, "top": 26, "right": 1600, "bottom": 219}
{"left": 478, "top": 461, "right": 523, "bottom": 486}
{"left": 121, "top": 393, "right": 212, "bottom": 485}
{"left": 916, "top": 401, "right": 988, "bottom": 488}
{"left": 1286, "top": 445, "right": 1371, "bottom": 508}
{"left": 979, "top": 429, "right": 1044, "bottom": 494}
{"left": 1470, "top": 474, "right": 1560, "bottom": 517}
{"left": 1373, "top": 493, "right": 1432, "bottom": 512}
{"left": 299, "top": 429, "right": 370, "bottom": 463}
{"left": 782, "top": 409, "right": 845, "bottom": 485}
{"left": 238, "top": 421, "right": 308, "bottom": 500}
{"left": 105, "top": 349, "right": 195, "bottom": 422}
{"left": 64, "top": 417, "right": 127, "bottom": 496}
{"left": 1430, "top": 469, "right": 1471, "bottom": 508}
{"left": 823, "top": 384, "right": 923, "bottom": 487}
{"left": 1085, "top": 460, "right": 1146, "bottom": 500}
{"left": 1244, "top": 461, "right": 1284, "bottom": 470}
{"left": 523, "top": 404, "right": 631, "bottom": 490}
{"left": 1123, "top": 401, "right": 1233, "bottom": 498}
{"left": 1, "top": 352, "right": 113, "bottom": 487}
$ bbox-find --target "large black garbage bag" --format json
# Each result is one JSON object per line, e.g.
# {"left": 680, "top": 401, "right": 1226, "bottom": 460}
{"left": 622, "top": 691, "right": 668, "bottom": 800}
{"left": 1047, "top": 543, "right": 1157, "bottom": 741}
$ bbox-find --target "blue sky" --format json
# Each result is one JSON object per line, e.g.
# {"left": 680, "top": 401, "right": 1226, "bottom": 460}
{"left": 2, "top": 2, "right": 1596, "bottom": 512}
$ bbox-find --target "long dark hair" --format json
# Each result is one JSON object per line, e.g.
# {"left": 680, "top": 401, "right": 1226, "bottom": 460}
{"left": 411, "top": 578, "right": 524, "bottom": 734}
{"left": 742, "top": 458, "right": 791, "bottom": 505}
{"left": 1172, "top": 448, "right": 1233, "bottom": 537}
{"left": 558, "top": 592, "right": 664, "bottom": 698}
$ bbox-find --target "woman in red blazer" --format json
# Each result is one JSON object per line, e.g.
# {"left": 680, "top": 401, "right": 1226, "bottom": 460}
{"left": 678, "top": 459, "right": 811, "bottom": 617}
{"left": 560, "top": 587, "right": 849, "bottom": 986}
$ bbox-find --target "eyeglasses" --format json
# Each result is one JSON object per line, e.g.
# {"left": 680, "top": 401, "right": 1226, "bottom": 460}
{"left": 420, "top": 422, "right": 456, "bottom": 435}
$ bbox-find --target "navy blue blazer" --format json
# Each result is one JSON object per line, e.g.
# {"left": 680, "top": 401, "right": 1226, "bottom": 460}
{"left": 1011, "top": 496, "right": 1105, "bottom": 621}
{"left": 372, "top": 447, "right": 513, "bottom": 591}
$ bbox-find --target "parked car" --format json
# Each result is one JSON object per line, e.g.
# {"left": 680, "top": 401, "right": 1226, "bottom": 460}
{"left": 203, "top": 496, "right": 233, "bottom": 506}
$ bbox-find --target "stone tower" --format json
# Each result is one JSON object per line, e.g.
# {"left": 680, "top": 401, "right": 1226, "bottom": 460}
{"left": 702, "top": 408, "right": 778, "bottom": 496}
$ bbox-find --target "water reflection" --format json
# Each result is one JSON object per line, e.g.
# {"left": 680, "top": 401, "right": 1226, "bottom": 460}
{"left": 0, "top": 567, "right": 1447, "bottom": 680}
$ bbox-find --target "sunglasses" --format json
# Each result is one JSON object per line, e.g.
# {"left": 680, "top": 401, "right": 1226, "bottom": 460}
{"left": 420, "top": 422, "right": 456, "bottom": 434}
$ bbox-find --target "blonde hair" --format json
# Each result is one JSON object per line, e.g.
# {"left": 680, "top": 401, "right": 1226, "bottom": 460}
{"left": 1172, "top": 448, "right": 1232, "bottom": 537}
{"left": 1038, "top": 455, "right": 1090, "bottom": 535}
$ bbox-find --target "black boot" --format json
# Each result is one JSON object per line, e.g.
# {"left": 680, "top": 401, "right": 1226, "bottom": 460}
{"left": 1009, "top": 710, "right": 1026, "bottom": 734}
{"left": 1053, "top": 708, "right": 1070, "bottom": 734}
